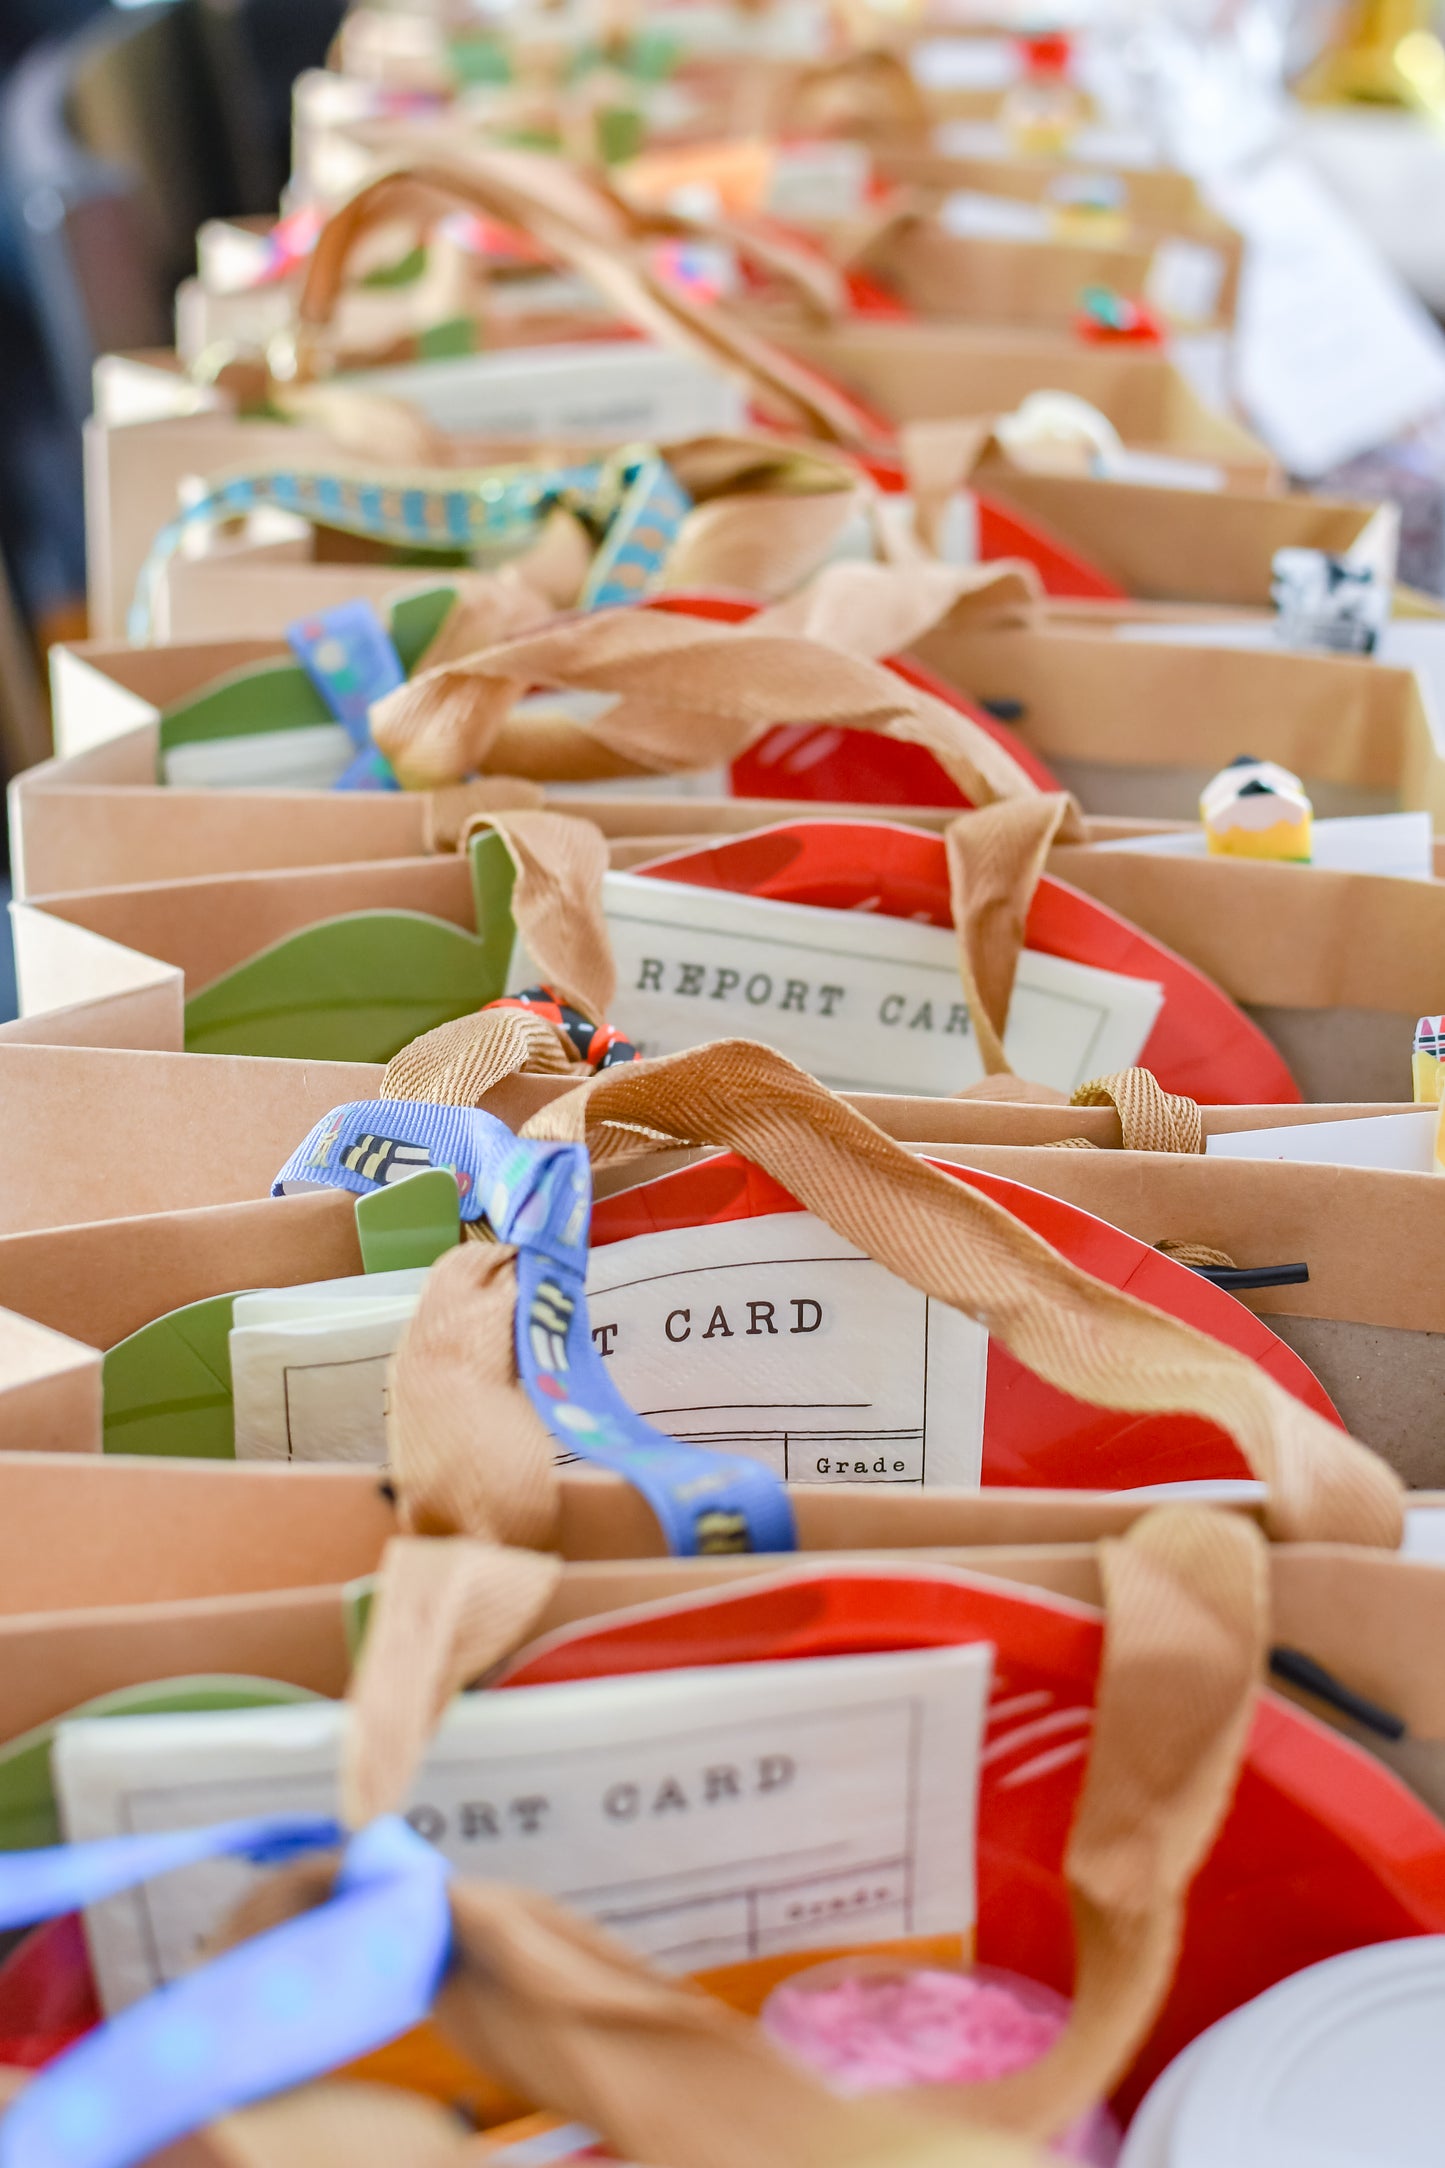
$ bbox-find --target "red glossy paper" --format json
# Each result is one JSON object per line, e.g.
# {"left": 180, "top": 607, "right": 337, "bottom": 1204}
{"left": 502, "top": 1567, "right": 1445, "bottom": 2115}
{"left": 647, "top": 590, "right": 1067, "bottom": 802}
{"left": 630, "top": 816, "right": 1301, "bottom": 1104}
{"left": 591, "top": 1151, "right": 1339, "bottom": 1491}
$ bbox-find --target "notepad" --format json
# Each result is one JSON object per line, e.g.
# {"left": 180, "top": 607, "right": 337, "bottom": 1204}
{"left": 55, "top": 1641, "right": 994, "bottom": 2012}
{"left": 229, "top": 1267, "right": 429, "bottom": 1463}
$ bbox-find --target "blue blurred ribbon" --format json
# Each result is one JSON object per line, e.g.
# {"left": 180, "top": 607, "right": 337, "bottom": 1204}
{"left": 276, "top": 1101, "right": 795, "bottom": 1556}
{"left": 0, "top": 1814, "right": 451, "bottom": 2168}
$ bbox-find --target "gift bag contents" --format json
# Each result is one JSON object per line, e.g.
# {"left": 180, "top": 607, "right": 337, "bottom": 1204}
{"left": 6, "top": 0, "right": 1445, "bottom": 2160}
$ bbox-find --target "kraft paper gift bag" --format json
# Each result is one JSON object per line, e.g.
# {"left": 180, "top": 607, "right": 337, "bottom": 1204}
{"left": 730, "top": 314, "right": 1276, "bottom": 476}
{"left": 831, "top": 1084, "right": 1445, "bottom": 1479}
{"left": 896, "top": 422, "right": 1392, "bottom": 605}
{"left": 906, "top": 616, "right": 1443, "bottom": 821}
{"left": 872, "top": 145, "right": 1245, "bottom": 329}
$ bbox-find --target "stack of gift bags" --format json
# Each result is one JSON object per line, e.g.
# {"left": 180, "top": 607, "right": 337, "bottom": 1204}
{"left": 4, "top": 4, "right": 1445, "bottom": 2164}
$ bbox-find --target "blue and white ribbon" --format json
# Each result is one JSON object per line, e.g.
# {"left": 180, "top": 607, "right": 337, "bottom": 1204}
{"left": 0, "top": 1815, "right": 450, "bottom": 2168}
{"left": 276, "top": 1101, "right": 795, "bottom": 1556}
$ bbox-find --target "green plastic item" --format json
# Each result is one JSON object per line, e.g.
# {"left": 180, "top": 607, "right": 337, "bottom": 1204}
{"left": 102, "top": 1294, "right": 241, "bottom": 1459}
{"left": 360, "top": 243, "right": 428, "bottom": 289}
{"left": 355, "top": 1168, "right": 462, "bottom": 1275}
{"left": 417, "top": 315, "right": 476, "bottom": 361}
{"left": 388, "top": 584, "right": 460, "bottom": 675}
{"left": 597, "top": 104, "right": 647, "bottom": 165}
{"left": 156, "top": 586, "right": 462, "bottom": 776}
{"left": 158, "top": 659, "right": 334, "bottom": 763}
{"left": 341, "top": 1575, "right": 376, "bottom": 1662}
{"left": 448, "top": 32, "right": 512, "bottom": 84}
{"left": 0, "top": 1678, "right": 322, "bottom": 1853}
{"left": 183, "top": 830, "right": 518, "bottom": 1062}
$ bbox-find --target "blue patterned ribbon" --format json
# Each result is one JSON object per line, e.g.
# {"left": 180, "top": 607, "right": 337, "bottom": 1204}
{"left": 128, "top": 444, "right": 690, "bottom": 643}
{"left": 0, "top": 1815, "right": 451, "bottom": 2168}
{"left": 275, "top": 1101, "right": 795, "bottom": 1556}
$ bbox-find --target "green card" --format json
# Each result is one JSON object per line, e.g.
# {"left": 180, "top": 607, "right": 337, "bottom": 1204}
{"left": 102, "top": 1295, "right": 240, "bottom": 1459}
{"left": 158, "top": 659, "right": 334, "bottom": 764}
{"left": 183, "top": 829, "right": 519, "bottom": 1062}
{"left": 387, "top": 584, "right": 460, "bottom": 675}
{"left": 101, "top": 1182, "right": 462, "bottom": 1458}
{"left": 0, "top": 1678, "right": 322, "bottom": 1853}
{"left": 355, "top": 1167, "right": 461, "bottom": 1274}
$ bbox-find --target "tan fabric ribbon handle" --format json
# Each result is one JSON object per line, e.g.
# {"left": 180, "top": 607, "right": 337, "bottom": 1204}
{"left": 370, "top": 601, "right": 1073, "bottom": 826}
{"left": 291, "top": 159, "right": 873, "bottom": 442}
{"left": 1072, "top": 1072, "right": 1206, "bottom": 1154}
{"left": 946, "top": 796, "right": 1073, "bottom": 1077}
{"left": 523, "top": 1040, "right": 1401, "bottom": 1548}
{"left": 343, "top": 1496, "right": 1264, "bottom": 2143}
{"left": 751, "top": 557, "right": 1044, "bottom": 657}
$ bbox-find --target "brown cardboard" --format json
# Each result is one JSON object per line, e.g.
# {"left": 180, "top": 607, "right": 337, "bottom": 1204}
{"left": 735, "top": 314, "right": 1275, "bottom": 474}
{"left": 0, "top": 1455, "right": 397, "bottom": 1615}
{"left": 872, "top": 147, "right": 1244, "bottom": 325}
{"left": 912, "top": 622, "right": 1441, "bottom": 821}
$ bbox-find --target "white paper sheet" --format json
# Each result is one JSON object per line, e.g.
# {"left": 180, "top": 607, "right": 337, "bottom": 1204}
{"left": 1106, "top": 810, "right": 1435, "bottom": 882}
{"left": 1206, "top": 152, "right": 1445, "bottom": 478}
{"left": 585, "top": 1210, "right": 988, "bottom": 1487}
{"left": 591, "top": 859, "right": 1165, "bottom": 1096}
{"left": 1205, "top": 1108, "right": 1437, "bottom": 1174}
{"left": 161, "top": 723, "right": 355, "bottom": 791}
{"left": 940, "top": 190, "right": 1051, "bottom": 242}
{"left": 55, "top": 1644, "right": 994, "bottom": 2012}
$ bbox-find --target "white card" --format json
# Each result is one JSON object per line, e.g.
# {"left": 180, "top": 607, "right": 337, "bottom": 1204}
{"left": 1205, "top": 1108, "right": 1437, "bottom": 1174}
{"left": 343, "top": 342, "right": 746, "bottom": 443}
{"left": 911, "top": 37, "right": 1018, "bottom": 91}
{"left": 593, "top": 859, "right": 1165, "bottom": 1096}
{"left": 161, "top": 723, "right": 354, "bottom": 791}
{"left": 585, "top": 1210, "right": 988, "bottom": 1487}
{"left": 1206, "top": 152, "right": 1445, "bottom": 478}
{"left": 1092, "top": 447, "right": 1225, "bottom": 493}
{"left": 1145, "top": 237, "right": 1227, "bottom": 328}
{"left": 56, "top": 1642, "right": 994, "bottom": 2011}
{"left": 940, "top": 191, "right": 1051, "bottom": 243}
{"left": 229, "top": 1297, "right": 418, "bottom": 1463}
{"left": 1106, "top": 809, "right": 1435, "bottom": 882}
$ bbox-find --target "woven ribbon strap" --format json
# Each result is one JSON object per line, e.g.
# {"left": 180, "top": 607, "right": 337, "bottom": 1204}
{"left": 370, "top": 596, "right": 1069, "bottom": 814}
{"left": 341, "top": 1503, "right": 1266, "bottom": 2146}
{"left": 330, "top": 1029, "right": 1405, "bottom": 2137}
{"left": 291, "top": 155, "right": 874, "bottom": 443}
{"left": 1071, "top": 1071, "right": 1206, "bottom": 1155}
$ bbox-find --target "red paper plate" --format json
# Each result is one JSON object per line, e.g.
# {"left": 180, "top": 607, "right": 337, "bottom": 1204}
{"left": 501, "top": 1565, "right": 1445, "bottom": 2115}
{"left": 629, "top": 817, "right": 1301, "bottom": 1105}
{"left": 591, "top": 1151, "right": 1340, "bottom": 1491}
{"left": 647, "top": 590, "right": 1067, "bottom": 803}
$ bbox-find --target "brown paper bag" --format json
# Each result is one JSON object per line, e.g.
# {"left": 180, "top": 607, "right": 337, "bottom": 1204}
{"left": 733, "top": 313, "right": 1276, "bottom": 475}
{"left": 908, "top": 615, "right": 1441, "bottom": 819}
{"left": 873, "top": 145, "right": 1244, "bottom": 327}
{"left": 11, "top": 788, "right": 1445, "bottom": 1100}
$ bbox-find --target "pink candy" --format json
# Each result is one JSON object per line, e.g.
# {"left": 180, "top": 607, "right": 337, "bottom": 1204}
{"left": 762, "top": 1964, "right": 1119, "bottom": 2165}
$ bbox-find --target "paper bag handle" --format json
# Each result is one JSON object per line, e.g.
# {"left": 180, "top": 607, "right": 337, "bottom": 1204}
{"left": 339, "top": 1503, "right": 1265, "bottom": 2144}
{"left": 290, "top": 157, "right": 874, "bottom": 442}
{"left": 520, "top": 1039, "right": 1400, "bottom": 1548}
{"left": 370, "top": 590, "right": 1061, "bottom": 811}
